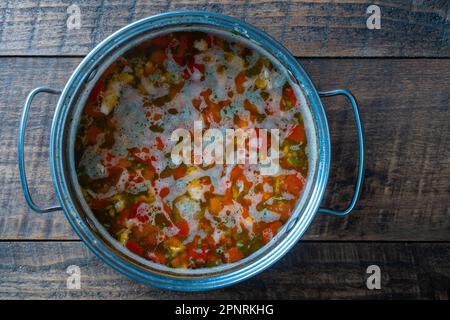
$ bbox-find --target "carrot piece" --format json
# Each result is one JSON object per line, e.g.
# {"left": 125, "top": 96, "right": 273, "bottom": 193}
{"left": 142, "top": 166, "right": 155, "bottom": 180}
{"left": 235, "top": 71, "right": 246, "bottom": 94}
{"left": 285, "top": 174, "right": 304, "bottom": 197}
{"left": 159, "top": 187, "right": 170, "bottom": 198}
{"left": 118, "top": 157, "right": 132, "bottom": 168}
{"left": 230, "top": 166, "right": 244, "bottom": 181}
{"left": 234, "top": 115, "right": 248, "bottom": 128}
{"left": 287, "top": 124, "right": 305, "bottom": 144}
{"left": 209, "top": 196, "right": 224, "bottom": 215}
{"left": 223, "top": 247, "right": 242, "bottom": 263}
{"left": 172, "top": 165, "right": 187, "bottom": 179}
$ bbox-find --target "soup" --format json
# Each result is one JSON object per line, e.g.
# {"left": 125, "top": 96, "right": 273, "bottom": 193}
{"left": 75, "top": 31, "right": 308, "bottom": 268}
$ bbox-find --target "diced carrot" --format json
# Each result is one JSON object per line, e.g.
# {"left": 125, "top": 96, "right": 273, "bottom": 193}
{"left": 146, "top": 251, "right": 167, "bottom": 264}
{"left": 230, "top": 165, "right": 244, "bottom": 181}
{"left": 142, "top": 166, "right": 155, "bottom": 180}
{"left": 243, "top": 99, "right": 259, "bottom": 114}
{"left": 262, "top": 221, "right": 282, "bottom": 244}
{"left": 159, "top": 187, "right": 170, "bottom": 198}
{"left": 234, "top": 115, "right": 248, "bottom": 128}
{"left": 287, "top": 124, "right": 305, "bottom": 144}
{"left": 192, "top": 98, "right": 201, "bottom": 109}
{"left": 118, "top": 158, "right": 132, "bottom": 168}
{"left": 285, "top": 174, "right": 304, "bottom": 197}
{"left": 172, "top": 165, "right": 187, "bottom": 179}
{"left": 223, "top": 247, "right": 242, "bottom": 263}
{"left": 235, "top": 71, "right": 246, "bottom": 94}
{"left": 242, "top": 206, "right": 249, "bottom": 218}
{"left": 163, "top": 202, "right": 172, "bottom": 215}
{"left": 171, "top": 254, "right": 189, "bottom": 268}
{"left": 209, "top": 196, "right": 224, "bottom": 215}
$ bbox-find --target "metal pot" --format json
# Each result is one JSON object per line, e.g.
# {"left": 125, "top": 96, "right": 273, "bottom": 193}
{"left": 18, "top": 11, "right": 364, "bottom": 291}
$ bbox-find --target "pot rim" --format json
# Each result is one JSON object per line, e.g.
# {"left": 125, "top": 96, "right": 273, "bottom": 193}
{"left": 49, "top": 11, "right": 330, "bottom": 291}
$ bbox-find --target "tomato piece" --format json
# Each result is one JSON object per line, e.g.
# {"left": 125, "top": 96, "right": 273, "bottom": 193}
{"left": 175, "top": 219, "right": 190, "bottom": 238}
{"left": 285, "top": 174, "right": 304, "bottom": 197}
{"left": 223, "top": 247, "right": 242, "bottom": 263}
{"left": 287, "top": 124, "right": 305, "bottom": 144}
{"left": 286, "top": 86, "right": 297, "bottom": 106}
{"left": 262, "top": 221, "right": 282, "bottom": 243}
{"left": 126, "top": 240, "right": 144, "bottom": 256}
{"left": 155, "top": 136, "right": 165, "bottom": 151}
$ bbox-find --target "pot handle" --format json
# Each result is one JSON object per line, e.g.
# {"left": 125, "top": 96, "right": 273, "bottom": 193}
{"left": 18, "top": 86, "right": 63, "bottom": 213}
{"left": 317, "top": 89, "right": 365, "bottom": 216}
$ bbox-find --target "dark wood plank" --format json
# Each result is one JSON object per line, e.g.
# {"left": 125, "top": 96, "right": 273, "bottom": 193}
{"left": 0, "top": 57, "right": 449, "bottom": 240}
{"left": 0, "top": 1, "right": 449, "bottom": 57}
{"left": 0, "top": 241, "right": 449, "bottom": 299}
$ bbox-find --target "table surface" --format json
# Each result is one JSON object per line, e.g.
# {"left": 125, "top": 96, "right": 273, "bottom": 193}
{"left": 0, "top": 0, "right": 449, "bottom": 299}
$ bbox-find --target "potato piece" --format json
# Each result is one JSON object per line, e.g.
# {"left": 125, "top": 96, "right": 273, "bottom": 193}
{"left": 100, "top": 73, "right": 134, "bottom": 115}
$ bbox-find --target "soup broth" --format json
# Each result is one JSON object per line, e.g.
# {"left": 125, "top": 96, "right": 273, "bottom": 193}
{"left": 75, "top": 31, "right": 308, "bottom": 268}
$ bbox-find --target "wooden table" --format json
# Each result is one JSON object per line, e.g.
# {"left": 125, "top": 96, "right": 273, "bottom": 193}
{"left": 1, "top": 1, "right": 449, "bottom": 299}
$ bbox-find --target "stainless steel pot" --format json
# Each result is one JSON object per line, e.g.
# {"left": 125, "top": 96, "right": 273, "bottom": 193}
{"left": 18, "top": 11, "right": 364, "bottom": 291}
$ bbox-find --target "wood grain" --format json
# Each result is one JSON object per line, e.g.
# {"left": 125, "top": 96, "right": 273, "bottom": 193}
{"left": 0, "top": 241, "right": 449, "bottom": 299}
{"left": 0, "top": 57, "right": 449, "bottom": 241}
{"left": 0, "top": 0, "right": 449, "bottom": 57}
